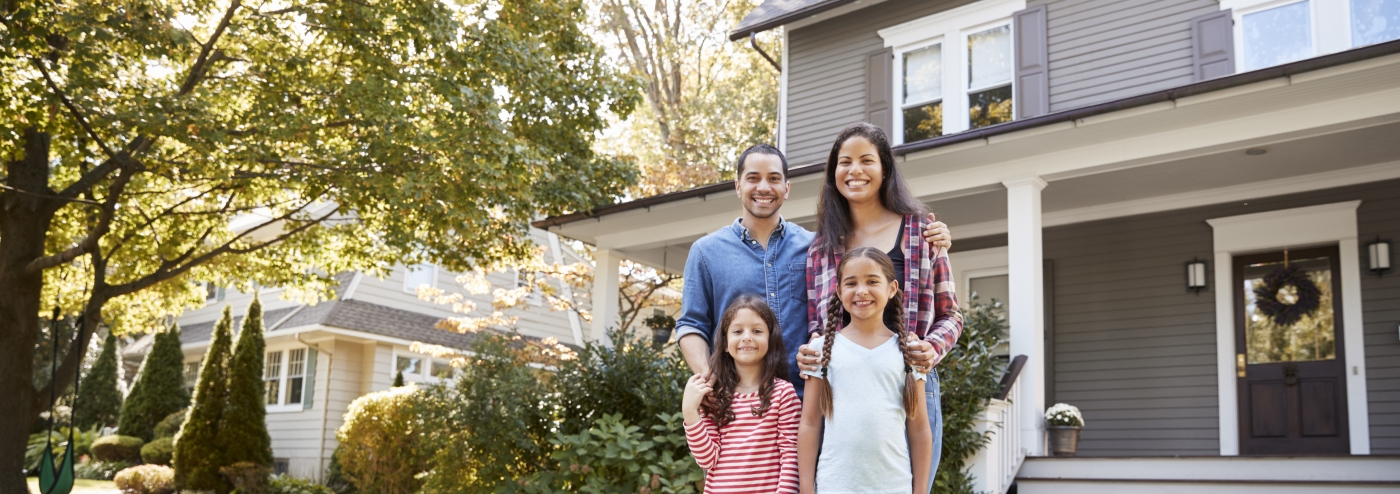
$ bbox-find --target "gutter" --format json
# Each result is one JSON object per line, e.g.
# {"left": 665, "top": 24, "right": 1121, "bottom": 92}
{"left": 536, "top": 38, "right": 1400, "bottom": 230}
{"left": 728, "top": 0, "right": 858, "bottom": 41}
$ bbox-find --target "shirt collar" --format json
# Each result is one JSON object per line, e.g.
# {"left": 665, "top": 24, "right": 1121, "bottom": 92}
{"left": 732, "top": 217, "right": 787, "bottom": 241}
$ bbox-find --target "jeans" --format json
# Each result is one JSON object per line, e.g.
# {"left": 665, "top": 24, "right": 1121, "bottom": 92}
{"left": 916, "top": 374, "right": 943, "bottom": 494}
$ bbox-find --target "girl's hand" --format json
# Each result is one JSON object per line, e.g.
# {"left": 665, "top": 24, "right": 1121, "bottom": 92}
{"left": 682, "top": 372, "right": 714, "bottom": 414}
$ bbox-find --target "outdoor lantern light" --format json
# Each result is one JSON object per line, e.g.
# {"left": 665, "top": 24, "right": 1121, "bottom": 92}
{"left": 1370, "top": 237, "right": 1392, "bottom": 276}
{"left": 1186, "top": 259, "right": 1208, "bottom": 293}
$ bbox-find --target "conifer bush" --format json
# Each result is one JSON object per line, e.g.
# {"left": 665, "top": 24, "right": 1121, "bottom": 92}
{"left": 74, "top": 332, "right": 124, "bottom": 430}
{"left": 932, "top": 297, "right": 1010, "bottom": 494}
{"left": 153, "top": 409, "right": 187, "bottom": 439}
{"left": 174, "top": 306, "right": 235, "bottom": 493}
{"left": 91, "top": 435, "right": 145, "bottom": 463}
{"left": 119, "top": 325, "right": 190, "bottom": 441}
{"left": 221, "top": 296, "right": 274, "bottom": 468}
{"left": 141, "top": 437, "right": 175, "bottom": 465}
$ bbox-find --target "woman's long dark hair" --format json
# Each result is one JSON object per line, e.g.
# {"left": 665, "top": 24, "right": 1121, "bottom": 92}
{"left": 701, "top": 294, "right": 789, "bottom": 426}
{"left": 815, "top": 122, "right": 927, "bottom": 252}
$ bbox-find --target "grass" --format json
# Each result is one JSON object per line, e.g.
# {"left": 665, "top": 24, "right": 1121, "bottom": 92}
{"left": 26, "top": 478, "right": 120, "bottom": 493}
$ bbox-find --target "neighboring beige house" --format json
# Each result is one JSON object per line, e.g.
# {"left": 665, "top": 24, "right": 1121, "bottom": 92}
{"left": 123, "top": 228, "right": 591, "bottom": 480}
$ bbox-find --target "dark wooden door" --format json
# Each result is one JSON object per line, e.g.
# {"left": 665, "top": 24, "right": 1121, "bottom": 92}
{"left": 1235, "top": 246, "right": 1349, "bottom": 455}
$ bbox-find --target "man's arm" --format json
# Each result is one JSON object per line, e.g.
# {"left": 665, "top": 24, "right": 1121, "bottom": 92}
{"left": 679, "top": 334, "right": 711, "bottom": 375}
{"left": 674, "top": 246, "right": 714, "bottom": 374}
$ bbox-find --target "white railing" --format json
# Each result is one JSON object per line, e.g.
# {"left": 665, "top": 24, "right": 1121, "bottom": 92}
{"left": 968, "top": 355, "right": 1027, "bottom": 494}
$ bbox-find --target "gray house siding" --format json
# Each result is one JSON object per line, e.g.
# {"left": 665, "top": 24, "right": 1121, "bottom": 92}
{"left": 1027, "top": 0, "right": 1218, "bottom": 112}
{"left": 952, "top": 178, "right": 1400, "bottom": 456}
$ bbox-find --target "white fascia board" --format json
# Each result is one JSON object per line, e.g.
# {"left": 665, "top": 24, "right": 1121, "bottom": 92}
{"left": 785, "top": 0, "right": 889, "bottom": 32}
{"left": 180, "top": 324, "right": 472, "bottom": 354}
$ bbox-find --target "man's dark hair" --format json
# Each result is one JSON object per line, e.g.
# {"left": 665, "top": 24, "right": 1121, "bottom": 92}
{"left": 735, "top": 143, "right": 789, "bottom": 179}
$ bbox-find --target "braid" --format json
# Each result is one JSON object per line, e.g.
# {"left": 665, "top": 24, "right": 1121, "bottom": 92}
{"left": 889, "top": 289, "right": 918, "bottom": 415}
{"left": 815, "top": 292, "right": 841, "bottom": 419}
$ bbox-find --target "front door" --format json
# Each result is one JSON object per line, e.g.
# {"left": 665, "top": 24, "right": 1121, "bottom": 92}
{"left": 1234, "top": 246, "right": 1349, "bottom": 455}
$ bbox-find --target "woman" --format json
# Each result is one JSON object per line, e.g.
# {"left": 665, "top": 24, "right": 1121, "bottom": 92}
{"left": 798, "top": 122, "right": 963, "bottom": 490}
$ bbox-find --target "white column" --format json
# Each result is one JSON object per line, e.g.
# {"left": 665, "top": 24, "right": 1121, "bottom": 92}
{"left": 591, "top": 247, "right": 622, "bottom": 346}
{"left": 1004, "top": 176, "right": 1047, "bottom": 456}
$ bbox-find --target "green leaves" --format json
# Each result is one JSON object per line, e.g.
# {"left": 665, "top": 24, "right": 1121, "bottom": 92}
{"left": 509, "top": 412, "right": 702, "bottom": 494}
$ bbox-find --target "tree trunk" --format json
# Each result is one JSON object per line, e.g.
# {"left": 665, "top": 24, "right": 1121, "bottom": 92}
{"left": 0, "top": 128, "right": 58, "bottom": 494}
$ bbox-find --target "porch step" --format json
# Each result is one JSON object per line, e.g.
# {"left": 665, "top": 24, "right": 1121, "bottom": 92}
{"left": 1014, "top": 456, "right": 1400, "bottom": 493}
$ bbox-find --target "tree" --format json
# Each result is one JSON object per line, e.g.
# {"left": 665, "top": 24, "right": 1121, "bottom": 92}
{"left": 173, "top": 307, "right": 234, "bottom": 493}
{"left": 73, "top": 331, "right": 123, "bottom": 430}
{"left": 117, "top": 325, "right": 189, "bottom": 441}
{"left": 221, "top": 295, "right": 273, "bottom": 467}
{"left": 393, "top": 371, "right": 405, "bottom": 388}
{"left": 0, "top": 0, "right": 638, "bottom": 488}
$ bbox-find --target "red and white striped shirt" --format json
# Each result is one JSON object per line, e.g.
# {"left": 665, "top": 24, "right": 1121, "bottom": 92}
{"left": 684, "top": 379, "right": 800, "bottom": 494}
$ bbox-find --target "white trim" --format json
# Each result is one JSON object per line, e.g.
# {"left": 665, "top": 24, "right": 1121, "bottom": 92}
{"left": 778, "top": 28, "right": 790, "bottom": 153}
{"left": 1206, "top": 200, "right": 1369, "bottom": 455}
{"left": 264, "top": 341, "right": 311, "bottom": 413}
{"left": 548, "top": 232, "right": 587, "bottom": 346}
{"left": 181, "top": 323, "right": 470, "bottom": 353}
{"left": 341, "top": 272, "right": 365, "bottom": 300}
{"left": 784, "top": 0, "right": 889, "bottom": 31}
{"left": 949, "top": 246, "right": 1010, "bottom": 308}
{"left": 1005, "top": 176, "right": 1046, "bottom": 457}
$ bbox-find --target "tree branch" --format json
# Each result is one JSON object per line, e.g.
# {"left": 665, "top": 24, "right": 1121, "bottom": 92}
{"left": 25, "top": 163, "right": 136, "bottom": 274}
{"left": 32, "top": 57, "right": 118, "bottom": 160}
{"left": 178, "top": 0, "right": 243, "bottom": 96}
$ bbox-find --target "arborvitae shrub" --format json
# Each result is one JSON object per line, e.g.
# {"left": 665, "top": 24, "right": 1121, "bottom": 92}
{"left": 141, "top": 437, "right": 176, "bottom": 465}
{"left": 91, "top": 435, "right": 145, "bottom": 463}
{"left": 393, "top": 370, "right": 404, "bottom": 387}
{"left": 173, "top": 306, "right": 234, "bottom": 493}
{"left": 220, "top": 295, "right": 274, "bottom": 467}
{"left": 118, "top": 326, "right": 190, "bottom": 441}
{"left": 153, "top": 409, "right": 187, "bottom": 439}
{"left": 75, "top": 332, "right": 124, "bottom": 430}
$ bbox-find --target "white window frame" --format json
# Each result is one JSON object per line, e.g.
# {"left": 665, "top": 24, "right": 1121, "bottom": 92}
{"left": 1222, "top": 0, "right": 1355, "bottom": 72}
{"left": 183, "top": 359, "right": 201, "bottom": 393}
{"left": 392, "top": 348, "right": 455, "bottom": 384}
{"left": 264, "top": 344, "right": 310, "bottom": 413}
{"left": 403, "top": 264, "right": 438, "bottom": 294}
{"left": 880, "top": 0, "right": 1025, "bottom": 144}
{"left": 514, "top": 269, "right": 544, "bottom": 307}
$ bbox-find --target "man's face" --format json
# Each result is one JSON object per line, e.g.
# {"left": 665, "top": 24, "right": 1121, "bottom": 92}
{"left": 735, "top": 153, "right": 789, "bottom": 219}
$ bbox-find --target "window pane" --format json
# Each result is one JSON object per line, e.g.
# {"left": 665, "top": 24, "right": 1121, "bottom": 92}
{"left": 969, "top": 84, "right": 1013, "bottom": 129}
{"left": 287, "top": 349, "right": 305, "bottom": 377}
{"left": 968, "top": 25, "right": 1012, "bottom": 90}
{"left": 184, "top": 361, "right": 201, "bottom": 389}
{"left": 287, "top": 377, "right": 304, "bottom": 404}
{"left": 902, "top": 102, "right": 944, "bottom": 143}
{"left": 1353, "top": 0, "right": 1400, "bottom": 46}
{"left": 266, "top": 379, "right": 281, "bottom": 405}
{"left": 432, "top": 361, "right": 454, "bottom": 379}
{"left": 264, "top": 351, "right": 282, "bottom": 379}
{"left": 396, "top": 356, "right": 420, "bottom": 375}
{"left": 1243, "top": 257, "right": 1336, "bottom": 364}
{"left": 1243, "top": 1, "right": 1313, "bottom": 70}
{"left": 903, "top": 44, "right": 942, "bottom": 105}
{"left": 404, "top": 264, "right": 434, "bottom": 293}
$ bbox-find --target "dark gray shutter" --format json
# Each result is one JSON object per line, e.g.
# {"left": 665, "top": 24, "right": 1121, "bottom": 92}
{"left": 1013, "top": 5, "right": 1050, "bottom": 119}
{"left": 1191, "top": 10, "right": 1235, "bottom": 81}
{"left": 866, "top": 49, "right": 893, "bottom": 134}
{"left": 303, "top": 348, "right": 317, "bottom": 409}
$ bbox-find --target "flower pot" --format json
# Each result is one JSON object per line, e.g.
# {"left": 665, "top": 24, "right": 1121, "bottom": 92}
{"left": 1047, "top": 426, "right": 1082, "bottom": 457}
{"left": 651, "top": 326, "right": 673, "bottom": 346}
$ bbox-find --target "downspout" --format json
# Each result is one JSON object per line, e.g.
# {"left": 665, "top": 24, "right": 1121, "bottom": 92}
{"left": 296, "top": 333, "right": 334, "bottom": 482}
{"left": 749, "top": 32, "right": 782, "bottom": 72}
{"left": 749, "top": 31, "right": 783, "bottom": 146}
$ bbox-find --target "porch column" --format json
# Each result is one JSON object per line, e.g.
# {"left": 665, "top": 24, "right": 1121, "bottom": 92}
{"left": 1004, "top": 176, "right": 1047, "bottom": 456}
{"left": 591, "top": 247, "right": 622, "bottom": 346}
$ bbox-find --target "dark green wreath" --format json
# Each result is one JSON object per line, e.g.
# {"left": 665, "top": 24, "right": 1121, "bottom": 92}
{"left": 1253, "top": 265, "right": 1321, "bottom": 326}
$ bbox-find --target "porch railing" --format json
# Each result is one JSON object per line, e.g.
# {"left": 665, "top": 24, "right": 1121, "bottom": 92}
{"left": 968, "top": 355, "right": 1028, "bottom": 494}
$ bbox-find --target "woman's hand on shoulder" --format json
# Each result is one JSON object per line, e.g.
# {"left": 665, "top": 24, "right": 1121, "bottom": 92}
{"left": 796, "top": 333, "right": 822, "bottom": 375}
{"left": 921, "top": 213, "right": 951, "bottom": 250}
{"left": 903, "top": 335, "right": 935, "bottom": 374}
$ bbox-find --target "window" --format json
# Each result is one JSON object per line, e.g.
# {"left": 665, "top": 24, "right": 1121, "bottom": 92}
{"left": 285, "top": 349, "right": 306, "bottom": 405}
{"left": 264, "top": 351, "right": 282, "bottom": 405}
{"left": 183, "top": 361, "right": 201, "bottom": 393}
{"left": 880, "top": 0, "right": 1024, "bottom": 144}
{"left": 1224, "top": 0, "right": 1397, "bottom": 71}
{"left": 404, "top": 264, "right": 436, "bottom": 293}
{"left": 273, "top": 459, "right": 290, "bottom": 476}
{"left": 1241, "top": 1, "right": 1314, "bottom": 71}
{"left": 396, "top": 355, "right": 421, "bottom": 376}
{"left": 431, "top": 360, "right": 455, "bottom": 379}
{"left": 1352, "top": 0, "right": 1400, "bottom": 46}
{"left": 396, "top": 351, "right": 454, "bottom": 383}
{"left": 514, "top": 270, "right": 544, "bottom": 306}
{"left": 204, "top": 282, "right": 225, "bottom": 303}
{"left": 264, "top": 348, "right": 309, "bottom": 411}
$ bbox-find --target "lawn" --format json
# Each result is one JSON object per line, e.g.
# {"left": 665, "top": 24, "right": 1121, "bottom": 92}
{"left": 25, "top": 478, "right": 119, "bottom": 494}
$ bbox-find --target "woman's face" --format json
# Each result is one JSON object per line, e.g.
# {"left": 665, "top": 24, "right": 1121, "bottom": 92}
{"left": 837, "top": 256, "right": 897, "bottom": 322}
{"left": 725, "top": 308, "right": 770, "bottom": 367}
{"left": 834, "top": 136, "right": 884, "bottom": 206}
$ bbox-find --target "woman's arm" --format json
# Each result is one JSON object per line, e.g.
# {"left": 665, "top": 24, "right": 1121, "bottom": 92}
{"left": 775, "top": 385, "right": 802, "bottom": 494}
{"left": 797, "top": 382, "right": 825, "bottom": 494}
{"left": 907, "top": 379, "right": 933, "bottom": 494}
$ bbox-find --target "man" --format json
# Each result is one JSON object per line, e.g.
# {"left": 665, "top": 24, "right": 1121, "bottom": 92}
{"left": 675, "top": 144, "right": 951, "bottom": 395}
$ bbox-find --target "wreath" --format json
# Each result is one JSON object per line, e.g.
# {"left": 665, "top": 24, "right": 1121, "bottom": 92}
{"left": 1252, "top": 265, "right": 1321, "bottom": 326}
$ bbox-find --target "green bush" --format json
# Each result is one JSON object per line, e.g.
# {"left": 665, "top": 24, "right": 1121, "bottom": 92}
{"left": 336, "top": 384, "right": 432, "bottom": 494}
{"left": 118, "top": 326, "right": 189, "bottom": 442}
{"left": 270, "top": 475, "right": 335, "bottom": 494}
{"left": 75, "top": 332, "right": 125, "bottom": 430}
{"left": 75, "top": 460, "right": 138, "bottom": 480}
{"left": 323, "top": 448, "right": 356, "bottom": 494}
{"left": 91, "top": 435, "right": 145, "bottom": 463}
{"left": 508, "top": 412, "right": 702, "bottom": 494}
{"left": 933, "top": 297, "right": 1010, "bottom": 494}
{"left": 551, "top": 329, "right": 690, "bottom": 437}
{"left": 153, "top": 409, "right": 187, "bottom": 439}
{"left": 142, "top": 437, "right": 176, "bottom": 465}
{"left": 114, "top": 464, "right": 176, "bottom": 494}
{"left": 175, "top": 308, "right": 234, "bottom": 493}
{"left": 223, "top": 296, "right": 274, "bottom": 468}
{"left": 219, "top": 461, "right": 272, "bottom": 493}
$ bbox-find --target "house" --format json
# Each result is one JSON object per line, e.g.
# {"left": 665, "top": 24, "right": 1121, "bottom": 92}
{"left": 123, "top": 227, "right": 591, "bottom": 481}
{"left": 535, "top": 0, "right": 1400, "bottom": 491}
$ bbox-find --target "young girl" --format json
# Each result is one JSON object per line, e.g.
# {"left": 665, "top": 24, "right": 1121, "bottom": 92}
{"left": 798, "top": 247, "right": 932, "bottom": 494}
{"left": 683, "top": 295, "right": 800, "bottom": 494}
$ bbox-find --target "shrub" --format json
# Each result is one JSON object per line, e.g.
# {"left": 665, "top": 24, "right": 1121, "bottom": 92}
{"left": 91, "top": 435, "right": 145, "bottom": 463}
{"left": 269, "top": 475, "right": 335, "bottom": 494}
{"left": 174, "top": 308, "right": 235, "bottom": 493}
{"left": 336, "top": 384, "right": 432, "bottom": 494}
{"left": 75, "top": 460, "right": 137, "bottom": 480}
{"left": 75, "top": 332, "right": 125, "bottom": 430}
{"left": 509, "top": 412, "right": 702, "bottom": 494}
{"left": 933, "top": 297, "right": 1010, "bottom": 494}
{"left": 141, "top": 437, "right": 176, "bottom": 465}
{"left": 551, "top": 329, "right": 690, "bottom": 437}
{"left": 323, "top": 448, "right": 356, "bottom": 494}
{"left": 153, "top": 410, "right": 187, "bottom": 439}
{"left": 219, "top": 461, "right": 272, "bottom": 493}
{"left": 26, "top": 427, "right": 101, "bottom": 472}
{"left": 222, "top": 296, "right": 274, "bottom": 469}
{"left": 118, "top": 326, "right": 189, "bottom": 442}
{"left": 114, "top": 464, "right": 176, "bottom": 494}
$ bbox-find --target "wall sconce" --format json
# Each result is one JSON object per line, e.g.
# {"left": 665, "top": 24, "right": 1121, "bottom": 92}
{"left": 1186, "top": 258, "right": 1208, "bottom": 293}
{"left": 1370, "top": 237, "right": 1392, "bottom": 276}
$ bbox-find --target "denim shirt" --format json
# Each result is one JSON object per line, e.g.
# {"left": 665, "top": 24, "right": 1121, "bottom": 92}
{"left": 676, "top": 218, "right": 815, "bottom": 395}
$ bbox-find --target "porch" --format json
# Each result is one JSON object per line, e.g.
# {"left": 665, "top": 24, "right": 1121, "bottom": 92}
{"left": 536, "top": 45, "right": 1400, "bottom": 488}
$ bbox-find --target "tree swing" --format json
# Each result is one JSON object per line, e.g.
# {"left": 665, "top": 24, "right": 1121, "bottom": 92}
{"left": 37, "top": 308, "right": 82, "bottom": 494}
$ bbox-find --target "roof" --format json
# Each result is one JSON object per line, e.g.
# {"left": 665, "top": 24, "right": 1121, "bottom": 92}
{"left": 177, "top": 300, "right": 481, "bottom": 350}
{"left": 729, "top": 0, "right": 857, "bottom": 40}
{"left": 535, "top": 38, "right": 1400, "bottom": 230}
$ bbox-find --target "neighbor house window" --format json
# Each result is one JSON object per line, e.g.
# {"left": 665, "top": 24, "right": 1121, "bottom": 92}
{"left": 404, "top": 264, "right": 436, "bottom": 293}
{"left": 1352, "top": 0, "right": 1400, "bottom": 46}
{"left": 396, "top": 351, "right": 454, "bottom": 383}
{"left": 432, "top": 360, "right": 455, "bottom": 379}
{"left": 285, "top": 349, "right": 306, "bottom": 405}
{"left": 1225, "top": 0, "right": 1391, "bottom": 71}
{"left": 514, "top": 269, "right": 544, "bottom": 306}
{"left": 881, "top": 0, "right": 1023, "bottom": 144}
{"left": 264, "top": 347, "right": 308, "bottom": 410}
{"left": 264, "top": 351, "right": 282, "bottom": 405}
{"left": 183, "top": 360, "right": 201, "bottom": 393}
{"left": 1241, "top": 1, "right": 1313, "bottom": 70}
{"left": 204, "top": 282, "right": 225, "bottom": 303}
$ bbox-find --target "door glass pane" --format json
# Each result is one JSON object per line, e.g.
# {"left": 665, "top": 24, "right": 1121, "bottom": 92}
{"left": 903, "top": 102, "right": 944, "bottom": 143}
{"left": 1243, "top": 256, "right": 1335, "bottom": 364}
{"left": 1352, "top": 0, "right": 1400, "bottom": 46}
{"left": 969, "top": 84, "right": 1013, "bottom": 129}
{"left": 1242, "top": 1, "right": 1313, "bottom": 70}
{"left": 968, "top": 25, "right": 1012, "bottom": 90}
{"left": 903, "top": 44, "right": 942, "bottom": 105}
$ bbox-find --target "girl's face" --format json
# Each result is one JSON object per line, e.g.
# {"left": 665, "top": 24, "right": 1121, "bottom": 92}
{"left": 838, "top": 257, "right": 898, "bottom": 321}
{"left": 725, "top": 308, "right": 770, "bottom": 366}
{"left": 834, "top": 136, "right": 884, "bottom": 205}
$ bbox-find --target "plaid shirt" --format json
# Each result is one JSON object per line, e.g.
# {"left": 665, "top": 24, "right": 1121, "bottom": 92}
{"left": 806, "top": 213, "right": 964, "bottom": 366}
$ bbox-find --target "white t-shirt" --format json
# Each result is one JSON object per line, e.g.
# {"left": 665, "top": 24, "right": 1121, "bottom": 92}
{"left": 802, "top": 332, "right": 926, "bottom": 494}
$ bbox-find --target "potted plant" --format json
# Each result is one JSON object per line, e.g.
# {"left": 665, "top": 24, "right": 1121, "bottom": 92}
{"left": 643, "top": 313, "right": 676, "bottom": 346}
{"left": 1045, "top": 403, "right": 1084, "bottom": 457}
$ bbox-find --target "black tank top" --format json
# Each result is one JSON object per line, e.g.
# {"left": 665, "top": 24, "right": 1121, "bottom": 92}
{"left": 841, "top": 216, "right": 906, "bottom": 329}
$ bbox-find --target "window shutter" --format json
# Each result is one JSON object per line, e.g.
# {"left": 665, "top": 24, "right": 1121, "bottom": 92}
{"left": 303, "top": 348, "right": 317, "bottom": 410}
{"left": 866, "top": 49, "right": 893, "bottom": 133}
{"left": 1191, "top": 10, "right": 1235, "bottom": 81}
{"left": 1013, "top": 5, "right": 1050, "bottom": 119}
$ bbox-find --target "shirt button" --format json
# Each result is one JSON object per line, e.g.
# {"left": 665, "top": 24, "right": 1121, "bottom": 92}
{"left": 770, "top": 292, "right": 775, "bottom": 297}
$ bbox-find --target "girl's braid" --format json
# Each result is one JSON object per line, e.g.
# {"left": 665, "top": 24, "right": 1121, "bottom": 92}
{"left": 889, "top": 289, "right": 918, "bottom": 415}
{"left": 816, "top": 292, "right": 842, "bottom": 419}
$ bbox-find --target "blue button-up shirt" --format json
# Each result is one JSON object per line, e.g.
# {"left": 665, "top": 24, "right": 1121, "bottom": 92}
{"left": 676, "top": 218, "right": 815, "bottom": 395}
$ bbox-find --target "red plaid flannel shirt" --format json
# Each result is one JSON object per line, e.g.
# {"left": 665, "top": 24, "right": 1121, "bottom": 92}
{"left": 806, "top": 213, "right": 963, "bottom": 366}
